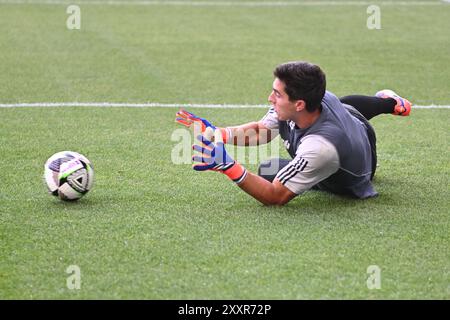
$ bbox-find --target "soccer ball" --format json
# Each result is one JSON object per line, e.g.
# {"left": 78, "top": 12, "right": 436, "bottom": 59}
{"left": 44, "top": 151, "right": 94, "bottom": 201}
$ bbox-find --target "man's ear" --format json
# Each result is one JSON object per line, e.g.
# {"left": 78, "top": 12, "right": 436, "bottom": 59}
{"left": 295, "top": 100, "right": 306, "bottom": 112}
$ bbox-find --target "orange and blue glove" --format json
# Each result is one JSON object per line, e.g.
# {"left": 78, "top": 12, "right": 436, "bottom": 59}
{"left": 176, "top": 109, "right": 231, "bottom": 143}
{"left": 192, "top": 129, "right": 247, "bottom": 184}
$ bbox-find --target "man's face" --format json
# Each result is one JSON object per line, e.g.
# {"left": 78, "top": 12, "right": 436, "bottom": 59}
{"left": 268, "top": 78, "right": 297, "bottom": 121}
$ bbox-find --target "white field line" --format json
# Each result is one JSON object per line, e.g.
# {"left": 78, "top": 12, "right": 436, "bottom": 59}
{"left": 0, "top": 102, "right": 449, "bottom": 109}
{"left": 0, "top": 0, "right": 446, "bottom": 6}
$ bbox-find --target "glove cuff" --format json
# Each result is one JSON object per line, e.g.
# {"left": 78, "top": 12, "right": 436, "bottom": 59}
{"left": 223, "top": 162, "right": 247, "bottom": 184}
{"left": 219, "top": 127, "right": 233, "bottom": 144}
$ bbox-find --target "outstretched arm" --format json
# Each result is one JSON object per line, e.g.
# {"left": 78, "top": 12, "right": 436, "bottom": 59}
{"left": 226, "top": 121, "right": 277, "bottom": 146}
{"left": 191, "top": 130, "right": 339, "bottom": 206}
{"left": 192, "top": 128, "right": 295, "bottom": 206}
{"left": 175, "top": 109, "right": 278, "bottom": 146}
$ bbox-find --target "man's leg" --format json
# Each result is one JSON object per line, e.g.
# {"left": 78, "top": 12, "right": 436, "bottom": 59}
{"left": 340, "top": 90, "right": 411, "bottom": 120}
{"left": 340, "top": 95, "right": 394, "bottom": 120}
{"left": 343, "top": 104, "right": 378, "bottom": 180}
{"left": 258, "top": 158, "right": 291, "bottom": 182}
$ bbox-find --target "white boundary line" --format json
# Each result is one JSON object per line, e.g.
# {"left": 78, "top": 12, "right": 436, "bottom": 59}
{"left": 0, "top": 102, "right": 448, "bottom": 109}
{"left": 0, "top": 0, "right": 446, "bottom": 6}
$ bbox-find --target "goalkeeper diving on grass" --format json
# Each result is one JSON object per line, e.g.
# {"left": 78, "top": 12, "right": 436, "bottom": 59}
{"left": 176, "top": 61, "right": 412, "bottom": 206}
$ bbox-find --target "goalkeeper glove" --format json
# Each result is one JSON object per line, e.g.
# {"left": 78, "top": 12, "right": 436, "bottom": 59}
{"left": 192, "top": 129, "right": 247, "bottom": 184}
{"left": 176, "top": 109, "right": 232, "bottom": 143}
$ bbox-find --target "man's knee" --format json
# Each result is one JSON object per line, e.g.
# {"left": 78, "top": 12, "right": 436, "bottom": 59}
{"left": 258, "top": 158, "right": 290, "bottom": 183}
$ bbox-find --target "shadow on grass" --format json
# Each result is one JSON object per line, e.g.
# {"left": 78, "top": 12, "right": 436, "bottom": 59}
{"left": 47, "top": 196, "right": 108, "bottom": 211}
{"left": 253, "top": 190, "right": 382, "bottom": 219}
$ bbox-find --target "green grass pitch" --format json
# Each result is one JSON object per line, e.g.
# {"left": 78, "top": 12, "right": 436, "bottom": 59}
{"left": 0, "top": 0, "right": 449, "bottom": 299}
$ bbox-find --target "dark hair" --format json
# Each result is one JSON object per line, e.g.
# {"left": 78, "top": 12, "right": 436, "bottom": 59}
{"left": 274, "top": 61, "right": 326, "bottom": 112}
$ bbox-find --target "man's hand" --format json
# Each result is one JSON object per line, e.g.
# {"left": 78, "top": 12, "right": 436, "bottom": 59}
{"left": 176, "top": 109, "right": 216, "bottom": 131}
{"left": 191, "top": 128, "right": 296, "bottom": 205}
{"left": 192, "top": 128, "right": 247, "bottom": 184}
{"left": 176, "top": 109, "right": 230, "bottom": 143}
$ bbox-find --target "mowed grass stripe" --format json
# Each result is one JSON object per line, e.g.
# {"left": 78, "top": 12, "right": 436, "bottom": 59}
{"left": 0, "top": 108, "right": 449, "bottom": 299}
{"left": 0, "top": 4, "right": 449, "bottom": 104}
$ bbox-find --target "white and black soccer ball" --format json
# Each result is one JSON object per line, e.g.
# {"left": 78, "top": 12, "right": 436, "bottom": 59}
{"left": 44, "top": 151, "right": 94, "bottom": 201}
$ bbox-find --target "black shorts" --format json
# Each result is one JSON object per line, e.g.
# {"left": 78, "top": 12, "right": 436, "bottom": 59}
{"left": 343, "top": 104, "right": 377, "bottom": 180}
